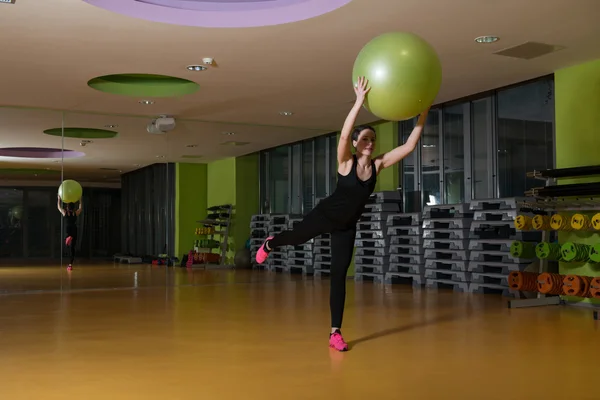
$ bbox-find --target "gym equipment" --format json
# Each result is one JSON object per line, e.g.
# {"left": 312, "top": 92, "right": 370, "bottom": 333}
{"left": 562, "top": 275, "right": 593, "bottom": 297}
{"left": 514, "top": 215, "right": 532, "bottom": 231}
{"left": 58, "top": 179, "right": 83, "bottom": 203}
{"left": 508, "top": 271, "right": 538, "bottom": 292}
{"left": 591, "top": 213, "right": 600, "bottom": 230}
{"left": 588, "top": 244, "right": 600, "bottom": 263}
{"left": 510, "top": 241, "right": 537, "bottom": 259}
{"left": 532, "top": 215, "right": 551, "bottom": 231}
{"left": 537, "top": 273, "right": 565, "bottom": 295}
{"left": 550, "top": 213, "right": 572, "bottom": 231}
{"left": 570, "top": 213, "right": 591, "bottom": 231}
{"left": 590, "top": 277, "right": 600, "bottom": 299}
{"left": 352, "top": 32, "right": 442, "bottom": 121}
{"left": 560, "top": 242, "right": 590, "bottom": 262}
{"left": 535, "top": 242, "right": 562, "bottom": 261}
{"left": 234, "top": 248, "right": 252, "bottom": 269}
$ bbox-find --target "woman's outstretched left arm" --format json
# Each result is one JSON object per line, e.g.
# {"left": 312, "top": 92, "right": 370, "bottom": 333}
{"left": 374, "top": 107, "right": 430, "bottom": 173}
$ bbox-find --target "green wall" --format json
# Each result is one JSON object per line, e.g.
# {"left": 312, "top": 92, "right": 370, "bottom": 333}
{"left": 235, "top": 154, "right": 260, "bottom": 256}
{"left": 555, "top": 58, "right": 600, "bottom": 304}
{"left": 175, "top": 163, "right": 207, "bottom": 259}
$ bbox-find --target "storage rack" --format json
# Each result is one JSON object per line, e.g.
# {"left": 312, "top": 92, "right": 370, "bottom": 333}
{"left": 194, "top": 204, "right": 233, "bottom": 268}
{"left": 508, "top": 165, "right": 600, "bottom": 318}
{"left": 354, "top": 191, "right": 402, "bottom": 284}
{"left": 423, "top": 203, "right": 472, "bottom": 293}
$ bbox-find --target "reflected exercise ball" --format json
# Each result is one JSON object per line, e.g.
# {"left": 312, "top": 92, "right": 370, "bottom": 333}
{"left": 352, "top": 32, "right": 442, "bottom": 121}
{"left": 9, "top": 205, "right": 23, "bottom": 220}
{"left": 58, "top": 179, "right": 83, "bottom": 203}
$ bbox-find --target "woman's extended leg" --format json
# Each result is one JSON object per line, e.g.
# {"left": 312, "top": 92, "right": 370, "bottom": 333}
{"left": 255, "top": 208, "right": 334, "bottom": 264}
{"left": 328, "top": 226, "right": 356, "bottom": 352}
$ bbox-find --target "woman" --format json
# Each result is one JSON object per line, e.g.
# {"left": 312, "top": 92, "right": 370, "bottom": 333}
{"left": 256, "top": 76, "right": 429, "bottom": 351}
{"left": 57, "top": 194, "right": 83, "bottom": 271}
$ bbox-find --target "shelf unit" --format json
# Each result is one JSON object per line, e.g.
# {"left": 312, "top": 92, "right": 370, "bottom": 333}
{"left": 508, "top": 166, "right": 600, "bottom": 318}
{"left": 193, "top": 204, "right": 233, "bottom": 268}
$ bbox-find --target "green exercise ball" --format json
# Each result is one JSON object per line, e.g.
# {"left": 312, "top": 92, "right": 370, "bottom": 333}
{"left": 352, "top": 32, "right": 442, "bottom": 121}
{"left": 58, "top": 179, "right": 83, "bottom": 203}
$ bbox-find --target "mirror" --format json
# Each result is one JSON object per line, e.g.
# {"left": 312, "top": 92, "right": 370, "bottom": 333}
{"left": 0, "top": 107, "right": 66, "bottom": 294}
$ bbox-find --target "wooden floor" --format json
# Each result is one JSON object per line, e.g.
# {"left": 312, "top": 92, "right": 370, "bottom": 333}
{"left": 0, "top": 263, "right": 597, "bottom": 399}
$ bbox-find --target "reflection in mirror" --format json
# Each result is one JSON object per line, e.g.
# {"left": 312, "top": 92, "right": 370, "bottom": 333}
{"left": 0, "top": 107, "right": 66, "bottom": 294}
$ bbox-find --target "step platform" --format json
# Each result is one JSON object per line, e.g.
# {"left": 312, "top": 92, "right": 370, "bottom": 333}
{"left": 356, "top": 230, "right": 388, "bottom": 240}
{"left": 424, "top": 249, "right": 469, "bottom": 261}
{"left": 359, "top": 212, "right": 394, "bottom": 222}
{"left": 469, "top": 197, "right": 529, "bottom": 211}
{"left": 315, "top": 254, "right": 331, "bottom": 263}
{"left": 314, "top": 261, "right": 331, "bottom": 270}
{"left": 354, "top": 273, "right": 384, "bottom": 284}
{"left": 467, "top": 261, "right": 530, "bottom": 274}
{"left": 423, "top": 229, "right": 471, "bottom": 240}
{"left": 422, "top": 218, "right": 472, "bottom": 230}
{"left": 425, "top": 279, "right": 469, "bottom": 292}
{"left": 355, "top": 247, "right": 388, "bottom": 257}
{"left": 468, "top": 239, "right": 515, "bottom": 252}
{"left": 469, "top": 250, "right": 529, "bottom": 264}
{"left": 287, "top": 265, "right": 313, "bottom": 275}
{"left": 386, "top": 212, "right": 422, "bottom": 227}
{"left": 389, "top": 244, "right": 423, "bottom": 255}
{"left": 470, "top": 272, "right": 509, "bottom": 286}
{"left": 357, "top": 221, "right": 385, "bottom": 231}
{"left": 470, "top": 220, "right": 541, "bottom": 241}
{"left": 368, "top": 190, "right": 402, "bottom": 203}
{"left": 287, "top": 257, "right": 313, "bottom": 267}
{"left": 384, "top": 272, "right": 425, "bottom": 287}
{"left": 355, "top": 255, "right": 389, "bottom": 266}
{"left": 356, "top": 238, "right": 387, "bottom": 248}
{"left": 364, "top": 203, "right": 401, "bottom": 213}
{"left": 114, "top": 256, "right": 143, "bottom": 264}
{"left": 388, "top": 263, "right": 424, "bottom": 275}
{"left": 473, "top": 209, "right": 525, "bottom": 222}
{"left": 286, "top": 250, "right": 313, "bottom": 259}
{"left": 423, "top": 203, "right": 473, "bottom": 219}
{"left": 425, "top": 259, "right": 468, "bottom": 272}
{"left": 424, "top": 269, "right": 470, "bottom": 282}
{"left": 387, "top": 226, "right": 422, "bottom": 236}
{"left": 313, "top": 269, "right": 330, "bottom": 279}
{"left": 390, "top": 254, "right": 424, "bottom": 264}
{"left": 390, "top": 235, "right": 423, "bottom": 246}
{"left": 423, "top": 239, "right": 469, "bottom": 251}
{"left": 355, "top": 264, "right": 388, "bottom": 274}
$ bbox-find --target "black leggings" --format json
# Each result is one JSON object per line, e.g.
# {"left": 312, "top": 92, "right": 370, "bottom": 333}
{"left": 66, "top": 227, "right": 77, "bottom": 264}
{"left": 269, "top": 209, "right": 356, "bottom": 329}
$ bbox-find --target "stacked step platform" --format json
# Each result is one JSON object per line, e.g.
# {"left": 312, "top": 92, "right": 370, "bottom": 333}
{"left": 266, "top": 214, "right": 290, "bottom": 272}
{"left": 354, "top": 191, "right": 402, "bottom": 284}
{"left": 423, "top": 203, "right": 473, "bottom": 293}
{"left": 468, "top": 198, "right": 541, "bottom": 296}
{"left": 249, "top": 214, "right": 270, "bottom": 268}
{"left": 285, "top": 215, "right": 314, "bottom": 275}
{"left": 384, "top": 212, "right": 424, "bottom": 286}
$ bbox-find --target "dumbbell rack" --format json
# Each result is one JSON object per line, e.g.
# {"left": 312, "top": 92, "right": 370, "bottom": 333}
{"left": 249, "top": 214, "right": 270, "bottom": 269}
{"left": 354, "top": 191, "right": 402, "bottom": 284}
{"left": 285, "top": 215, "right": 314, "bottom": 275}
{"left": 384, "top": 212, "right": 424, "bottom": 286}
{"left": 195, "top": 204, "right": 233, "bottom": 268}
{"left": 468, "top": 198, "right": 542, "bottom": 297}
{"left": 510, "top": 165, "right": 600, "bottom": 315}
{"left": 423, "top": 203, "right": 472, "bottom": 293}
{"left": 266, "top": 214, "right": 289, "bottom": 272}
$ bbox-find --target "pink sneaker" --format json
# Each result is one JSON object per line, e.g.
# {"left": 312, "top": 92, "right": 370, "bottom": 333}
{"left": 255, "top": 236, "right": 274, "bottom": 264}
{"left": 67, "top": 264, "right": 73, "bottom": 271}
{"left": 65, "top": 236, "right": 72, "bottom": 246}
{"left": 329, "top": 330, "right": 348, "bottom": 352}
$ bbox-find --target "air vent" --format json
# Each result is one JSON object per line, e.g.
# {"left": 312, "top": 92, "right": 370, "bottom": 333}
{"left": 493, "top": 42, "right": 564, "bottom": 60}
{"left": 221, "top": 141, "right": 249, "bottom": 146}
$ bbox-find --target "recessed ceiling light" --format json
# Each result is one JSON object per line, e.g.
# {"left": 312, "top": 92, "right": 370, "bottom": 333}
{"left": 187, "top": 65, "right": 208, "bottom": 72}
{"left": 105, "top": 124, "right": 118, "bottom": 128}
{"left": 475, "top": 36, "right": 499, "bottom": 44}
{"left": 279, "top": 111, "right": 293, "bottom": 116}
{"left": 139, "top": 100, "right": 154, "bottom": 105}
{"left": 185, "top": 144, "right": 198, "bottom": 148}
{"left": 133, "top": 164, "right": 141, "bottom": 167}
{"left": 221, "top": 132, "right": 235, "bottom": 136}
{"left": 221, "top": 141, "right": 249, "bottom": 146}
{"left": 156, "top": 155, "right": 165, "bottom": 158}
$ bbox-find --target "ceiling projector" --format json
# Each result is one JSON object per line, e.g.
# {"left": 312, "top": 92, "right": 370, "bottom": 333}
{"left": 147, "top": 115, "right": 176, "bottom": 134}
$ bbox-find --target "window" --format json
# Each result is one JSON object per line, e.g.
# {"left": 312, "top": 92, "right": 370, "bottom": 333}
{"left": 443, "top": 103, "right": 468, "bottom": 204}
{"left": 259, "top": 133, "right": 338, "bottom": 215}
{"left": 400, "top": 75, "right": 555, "bottom": 207}
{"left": 497, "top": 78, "right": 555, "bottom": 198}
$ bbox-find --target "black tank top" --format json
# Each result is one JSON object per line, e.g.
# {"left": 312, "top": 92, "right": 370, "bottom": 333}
{"left": 316, "top": 154, "right": 377, "bottom": 225}
{"left": 64, "top": 211, "right": 77, "bottom": 228}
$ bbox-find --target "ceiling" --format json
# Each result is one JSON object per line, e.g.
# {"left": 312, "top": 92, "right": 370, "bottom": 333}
{"left": 0, "top": 0, "right": 599, "bottom": 183}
